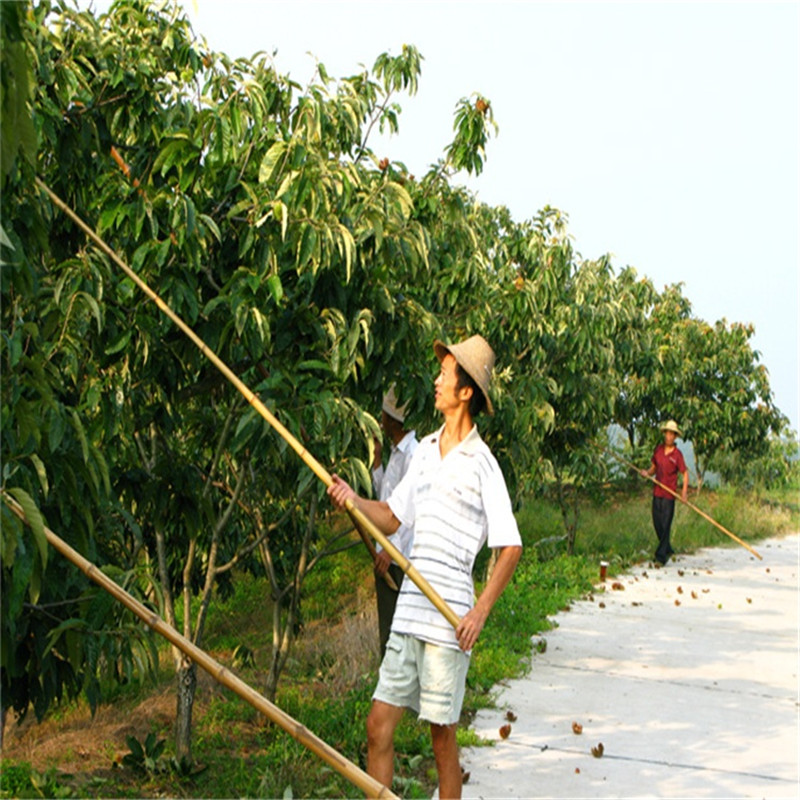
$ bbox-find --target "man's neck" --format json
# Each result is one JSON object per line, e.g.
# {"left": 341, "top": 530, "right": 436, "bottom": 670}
{"left": 439, "top": 407, "right": 474, "bottom": 458}
{"left": 390, "top": 428, "right": 408, "bottom": 447}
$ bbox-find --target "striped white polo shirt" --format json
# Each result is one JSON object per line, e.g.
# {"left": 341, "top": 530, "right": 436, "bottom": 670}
{"left": 386, "top": 424, "right": 521, "bottom": 651}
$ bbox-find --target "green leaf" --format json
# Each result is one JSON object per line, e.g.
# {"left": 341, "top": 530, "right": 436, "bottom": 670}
{"left": 276, "top": 169, "right": 297, "bottom": 199}
{"left": 296, "top": 225, "right": 317, "bottom": 269}
{"left": 105, "top": 329, "right": 132, "bottom": 356}
{"left": 276, "top": 201, "right": 288, "bottom": 241}
{"left": 198, "top": 213, "right": 221, "bottom": 243}
{"left": 384, "top": 181, "right": 414, "bottom": 219}
{"left": 338, "top": 224, "right": 355, "bottom": 281}
{"left": 29, "top": 557, "right": 42, "bottom": 606}
{"left": 70, "top": 409, "right": 90, "bottom": 464}
{"left": 131, "top": 242, "right": 151, "bottom": 272}
{"left": 78, "top": 291, "right": 103, "bottom": 333}
{"left": 29, "top": 453, "right": 49, "bottom": 496}
{"left": 297, "top": 360, "right": 330, "bottom": 372}
{"left": 266, "top": 274, "right": 284, "bottom": 303}
{"left": 351, "top": 458, "right": 372, "bottom": 494}
{"left": 6, "top": 487, "right": 48, "bottom": 571}
{"left": 155, "top": 238, "right": 171, "bottom": 267}
{"left": 258, "top": 141, "right": 287, "bottom": 183}
{"left": 0, "top": 223, "right": 14, "bottom": 250}
{"left": 126, "top": 735, "right": 144, "bottom": 762}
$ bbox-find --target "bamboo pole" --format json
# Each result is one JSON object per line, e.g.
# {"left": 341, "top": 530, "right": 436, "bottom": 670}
{"left": 2, "top": 492, "right": 398, "bottom": 800}
{"left": 599, "top": 444, "right": 762, "bottom": 560}
{"left": 35, "top": 179, "right": 447, "bottom": 622}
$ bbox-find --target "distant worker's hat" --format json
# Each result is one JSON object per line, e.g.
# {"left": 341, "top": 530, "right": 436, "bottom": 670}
{"left": 660, "top": 419, "right": 682, "bottom": 436}
{"left": 433, "top": 334, "right": 495, "bottom": 415}
{"left": 382, "top": 385, "right": 409, "bottom": 423}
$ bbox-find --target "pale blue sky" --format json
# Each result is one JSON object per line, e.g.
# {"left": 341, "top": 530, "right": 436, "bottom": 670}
{"left": 83, "top": 1, "right": 800, "bottom": 433}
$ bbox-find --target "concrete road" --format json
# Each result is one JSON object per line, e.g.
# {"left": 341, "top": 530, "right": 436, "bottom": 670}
{"left": 459, "top": 533, "right": 799, "bottom": 799}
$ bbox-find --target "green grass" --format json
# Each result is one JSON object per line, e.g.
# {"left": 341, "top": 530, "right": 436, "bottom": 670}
{"left": 2, "top": 486, "right": 796, "bottom": 799}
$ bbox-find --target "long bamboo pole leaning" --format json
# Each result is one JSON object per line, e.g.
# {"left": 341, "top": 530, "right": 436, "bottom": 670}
{"left": 599, "top": 444, "right": 762, "bottom": 560}
{"left": 35, "top": 179, "right": 450, "bottom": 623}
{"left": 2, "top": 492, "right": 398, "bottom": 800}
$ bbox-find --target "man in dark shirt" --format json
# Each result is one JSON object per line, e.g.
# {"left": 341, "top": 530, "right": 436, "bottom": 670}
{"left": 642, "top": 419, "right": 689, "bottom": 565}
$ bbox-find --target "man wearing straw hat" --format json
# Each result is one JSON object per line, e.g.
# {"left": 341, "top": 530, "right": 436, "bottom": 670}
{"left": 328, "top": 334, "right": 522, "bottom": 799}
{"left": 641, "top": 419, "right": 689, "bottom": 565}
{"left": 371, "top": 384, "right": 418, "bottom": 658}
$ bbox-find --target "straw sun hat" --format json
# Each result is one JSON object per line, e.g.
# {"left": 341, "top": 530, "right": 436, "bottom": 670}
{"left": 660, "top": 419, "right": 682, "bottom": 436}
{"left": 381, "top": 384, "right": 409, "bottom": 423}
{"left": 433, "top": 334, "right": 495, "bottom": 415}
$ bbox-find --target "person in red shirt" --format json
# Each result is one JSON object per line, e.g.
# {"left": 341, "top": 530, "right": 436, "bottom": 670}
{"left": 641, "top": 420, "right": 689, "bottom": 565}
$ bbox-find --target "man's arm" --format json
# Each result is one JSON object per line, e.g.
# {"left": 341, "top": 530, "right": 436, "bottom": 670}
{"left": 456, "top": 544, "right": 523, "bottom": 652}
{"left": 327, "top": 474, "right": 400, "bottom": 536}
{"left": 680, "top": 469, "right": 689, "bottom": 502}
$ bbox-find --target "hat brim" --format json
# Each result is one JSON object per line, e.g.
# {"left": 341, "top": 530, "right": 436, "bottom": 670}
{"left": 382, "top": 404, "right": 405, "bottom": 423}
{"left": 433, "top": 340, "right": 449, "bottom": 363}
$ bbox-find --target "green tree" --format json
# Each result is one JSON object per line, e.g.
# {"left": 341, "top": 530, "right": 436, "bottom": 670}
{"left": 676, "top": 318, "right": 784, "bottom": 484}
{"left": 711, "top": 419, "right": 798, "bottom": 492}
{"left": 2, "top": 0, "right": 502, "bottom": 762}
{"left": 1, "top": 0, "right": 159, "bottom": 738}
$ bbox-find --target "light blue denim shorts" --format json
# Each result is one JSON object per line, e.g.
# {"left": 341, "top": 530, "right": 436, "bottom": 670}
{"left": 373, "top": 632, "right": 470, "bottom": 725}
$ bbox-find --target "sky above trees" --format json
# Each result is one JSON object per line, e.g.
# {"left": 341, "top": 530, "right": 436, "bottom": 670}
{"left": 82, "top": 1, "right": 800, "bottom": 432}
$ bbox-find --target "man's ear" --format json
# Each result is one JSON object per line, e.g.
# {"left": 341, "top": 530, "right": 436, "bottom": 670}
{"left": 458, "top": 384, "right": 473, "bottom": 405}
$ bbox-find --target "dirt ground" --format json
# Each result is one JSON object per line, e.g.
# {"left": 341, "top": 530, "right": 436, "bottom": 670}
{"left": 1, "top": 672, "right": 219, "bottom": 781}
{"left": 1, "top": 602, "right": 380, "bottom": 793}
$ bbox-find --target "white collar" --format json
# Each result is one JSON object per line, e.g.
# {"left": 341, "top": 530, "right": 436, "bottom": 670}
{"left": 392, "top": 430, "right": 417, "bottom": 453}
{"left": 431, "top": 423, "right": 481, "bottom": 453}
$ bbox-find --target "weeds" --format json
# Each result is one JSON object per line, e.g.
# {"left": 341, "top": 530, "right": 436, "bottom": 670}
{"left": 121, "top": 733, "right": 166, "bottom": 774}
{"left": 0, "top": 763, "right": 75, "bottom": 799}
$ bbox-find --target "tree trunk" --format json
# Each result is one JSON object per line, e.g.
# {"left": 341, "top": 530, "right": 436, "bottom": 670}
{"left": 174, "top": 656, "right": 197, "bottom": 764}
{"left": 555, "top": 471, "right": 580, "bottom": 555}
{"left": 262, "top": 495, "right": 317, "bottom": 702}
{"left": 564, "top": 492, "right": 579, "bottom": 556}
{"left": 264, "top": 599, "right": 289, "bottom": 703}
{"left": 695, "top": 452, "right": 705, "bottom": 492}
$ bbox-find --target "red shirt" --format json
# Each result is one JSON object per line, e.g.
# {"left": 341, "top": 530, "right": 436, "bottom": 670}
{"left": 651, "top": 444, "right": 687, "bottom": 498}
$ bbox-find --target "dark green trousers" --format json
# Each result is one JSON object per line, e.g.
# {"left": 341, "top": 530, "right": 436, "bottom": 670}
{"left": 375, "top": 563, "right": 405, "bottom": 659}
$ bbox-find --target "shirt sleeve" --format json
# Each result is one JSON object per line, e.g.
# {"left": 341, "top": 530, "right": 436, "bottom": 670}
{"left": 482, "top": 455, "right": 522, "bottom": 548}
{"left": 386, "top": 448, "right": 420, "bottom": 528}
{"left": 372, "top": 464, "right": 384, "bottom": 498}
{"left": 676, "top": 449, "right": 687, "bottom": 473}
